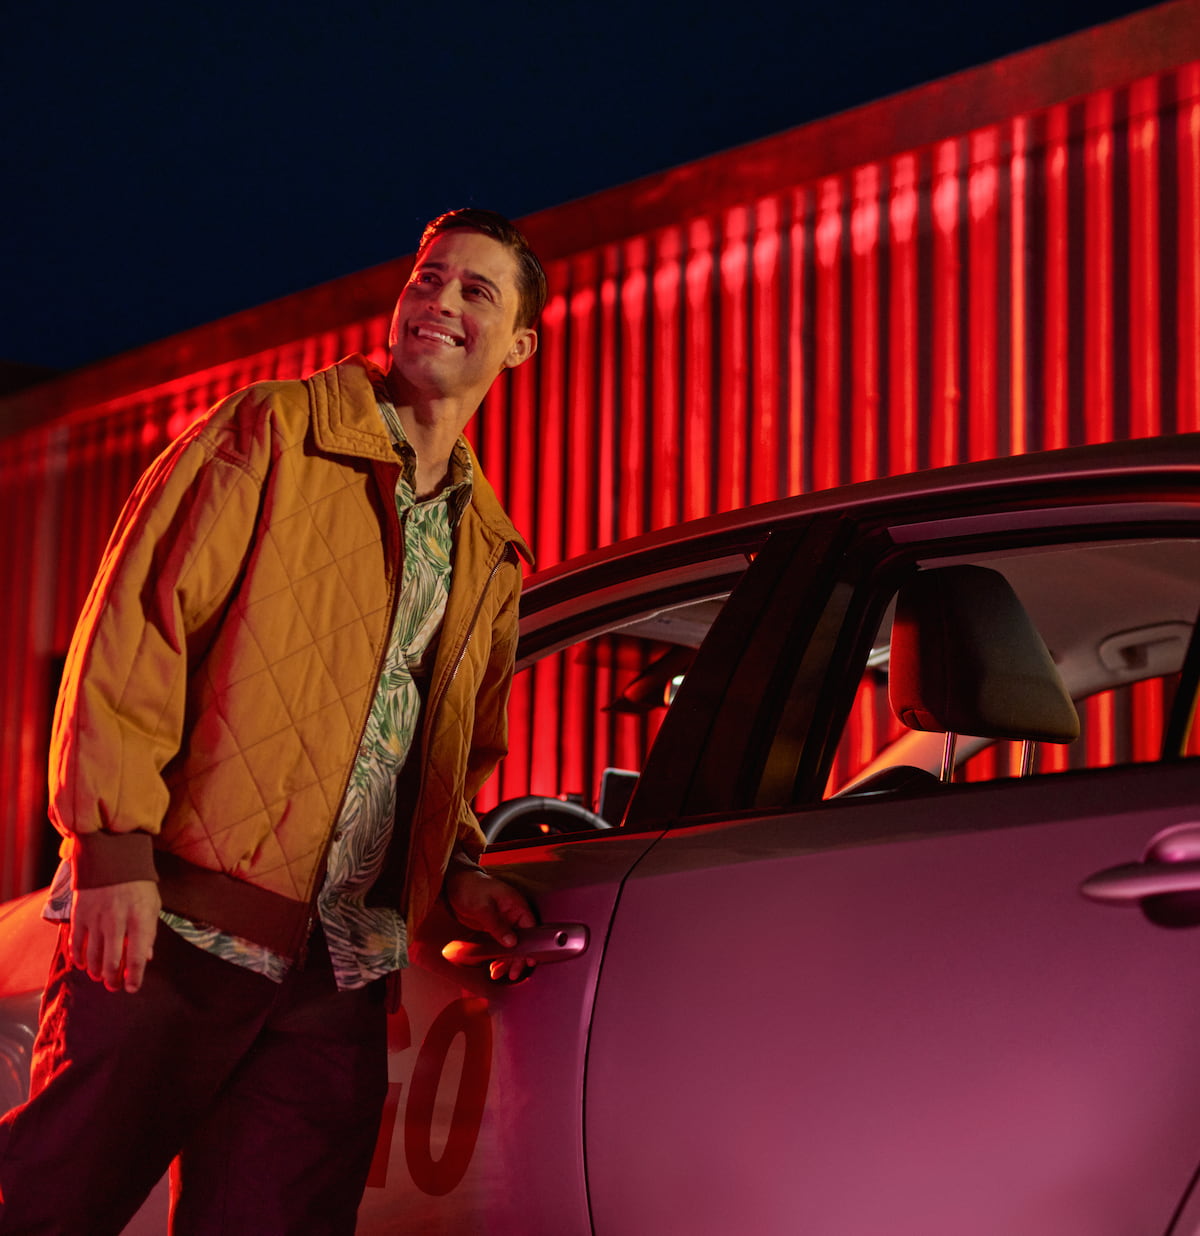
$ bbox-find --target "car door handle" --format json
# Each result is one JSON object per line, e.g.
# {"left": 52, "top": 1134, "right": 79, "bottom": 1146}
{"left": 441, "top": 922, "right": 589, "bottom": 967}
{"left": 1080, "top": 860, "right": 1200, "bottom": 904}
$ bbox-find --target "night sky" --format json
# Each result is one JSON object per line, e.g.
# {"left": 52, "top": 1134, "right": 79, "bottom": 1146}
{"left": 2, "top": 0, "right": 1161, "bottom": 373}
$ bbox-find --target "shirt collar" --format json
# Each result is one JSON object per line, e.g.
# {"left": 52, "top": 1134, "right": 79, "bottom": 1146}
{"left": 372, "top": 379, "right": 474, "bottom": 524}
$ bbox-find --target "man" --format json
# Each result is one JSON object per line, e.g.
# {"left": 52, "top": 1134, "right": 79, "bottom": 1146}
{"left": 0, "top": 208, "right": 543, "bottom": 1234}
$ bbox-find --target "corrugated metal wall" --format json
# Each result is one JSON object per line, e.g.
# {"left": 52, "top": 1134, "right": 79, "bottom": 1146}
{"left": 2, "top": 44, "right": 1198, "bottom": 896}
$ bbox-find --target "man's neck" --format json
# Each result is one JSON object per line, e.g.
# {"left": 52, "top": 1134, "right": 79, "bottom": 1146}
{"left": 383, "top": 370, "right": 475, "bottom": 499}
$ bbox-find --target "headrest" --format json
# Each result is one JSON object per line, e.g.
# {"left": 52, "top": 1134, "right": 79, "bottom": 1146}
{"left": 888, "top": 564, "right": 1080, "bottom": 744}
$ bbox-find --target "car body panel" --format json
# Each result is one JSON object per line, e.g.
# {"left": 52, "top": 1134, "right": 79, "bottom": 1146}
{"left": 585, "top": 763, "right": 1200, "bottom": 1236}
{"left": 355, "top": 832, "right": 662, "bottom": 1235}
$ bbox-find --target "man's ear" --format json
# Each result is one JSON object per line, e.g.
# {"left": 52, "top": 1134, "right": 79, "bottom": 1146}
{"left": 503, "top": 328, "right": 538, "bottom": 370}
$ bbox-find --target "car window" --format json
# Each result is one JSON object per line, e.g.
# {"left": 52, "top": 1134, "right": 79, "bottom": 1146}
{"left": 480, "top": 586, "right": 741, "bottom": 845}
{"left": 824, "top": 535, "right": 1200, "bottom": 798}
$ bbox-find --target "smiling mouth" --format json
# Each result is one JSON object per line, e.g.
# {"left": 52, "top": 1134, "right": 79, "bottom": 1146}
{"left": 413, "top": 324, "right": 464, "bottom": 347}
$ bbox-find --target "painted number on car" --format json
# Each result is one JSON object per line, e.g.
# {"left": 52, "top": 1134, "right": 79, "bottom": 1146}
{"left": 369, "top": 996, "right": 493, "bottom": 1195}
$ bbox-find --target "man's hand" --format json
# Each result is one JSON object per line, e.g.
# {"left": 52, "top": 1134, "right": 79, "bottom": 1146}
{"left": 444, "top": 866, "right": 537, "bottom": 982}
{"left": 70, "top": 880, "right": 161, "bottom": 993}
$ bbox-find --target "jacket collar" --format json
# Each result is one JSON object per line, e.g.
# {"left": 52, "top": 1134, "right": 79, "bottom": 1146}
{"left": 309, "top": 354, "right": 532, "bottom": 565}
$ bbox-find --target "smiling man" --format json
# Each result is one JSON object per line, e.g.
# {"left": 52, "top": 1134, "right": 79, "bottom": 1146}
{"left": 0, "top": 209, "right": 543, "bottom": 1235}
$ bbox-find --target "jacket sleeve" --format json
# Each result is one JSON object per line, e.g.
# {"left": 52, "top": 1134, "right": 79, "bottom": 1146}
{"left": 49, "top": 397, "right": 270, "bottom": 888}
{"left": 453, "top": 553, "right": 523, "bottom": 862}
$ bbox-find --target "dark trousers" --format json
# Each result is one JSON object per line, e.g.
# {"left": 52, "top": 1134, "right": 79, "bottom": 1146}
{"left": 0, "top": 921, "right": 388, "bottom": 1236}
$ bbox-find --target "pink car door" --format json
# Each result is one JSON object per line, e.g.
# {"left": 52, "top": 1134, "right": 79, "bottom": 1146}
{"left": 355, "top": 828, "right": 662, "bottom": 1235}
{"left": 583, "top": 501, "right": 1200, "bottom": 1235}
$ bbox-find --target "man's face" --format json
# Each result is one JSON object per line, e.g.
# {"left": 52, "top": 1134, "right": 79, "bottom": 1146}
{"left": 387, "top": 229, "right": 537, "bottom": 409}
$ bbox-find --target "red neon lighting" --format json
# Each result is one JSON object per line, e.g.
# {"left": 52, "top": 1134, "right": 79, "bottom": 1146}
{"left": 1043, "top": 106, "right": 1071, "bottom": 451}
{"left": 851, "top": 165, "right": 881, "bottom": 483}
{"left": 968, "top": 128, "right": 1000, "bottom": 462}
{"left": 931, "top": 139, "right": 962, "bottom": 468}
{"left": 889, "top": 155, "right": 919, "bottom": 475}
{"left": 1129, "top": 78, "right": 1161, "bottom": 440}
{"left": 752, "top": 197, "right": 783, "bottom": 506}
{"left": 718, "top": 206, "right": 750, "bottom": 514}
{"left": 785, "top": 189, "right": 808, "bottom": 495}
{"left": 1009, "top": 117, "right": 1030, "bottom": 456}
{"left": 1085, "top": 92, "right": 1116, "bottom": 444}
{"left": 814, "top": 178, "right": 843, "bottom": 492}
{"left": 1181, "top": 66, "right": 1200, "bottom": 432}
{"left": 619, "top": 238, "right": 649, "bottom": 541}
{"left": 686, "top": 219, "right": 715, "bottom": 519}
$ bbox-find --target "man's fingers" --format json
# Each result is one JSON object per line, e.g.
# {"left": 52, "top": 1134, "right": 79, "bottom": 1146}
{"left": 488, "top": 887, "right": 536, "bottom": 947}
{"left": 68, "top": 922, "right": 87, "bottom": 972}
{"left": 489, "top": 957, "right": 536, "bottom": 982}
{"left": 70, "top": 881, "right": 160, "bottom": 993}
{"left": 85, "top": 923, "right": 107, "bottom": 985}
{"left": 122, "top": 914, "right": 156, "bottom": 993}
{"left": 122, "top": 946, "right": 146, "bottom": 994}
{"left": 101, "top": 914, "right": 127, "bottom": 991}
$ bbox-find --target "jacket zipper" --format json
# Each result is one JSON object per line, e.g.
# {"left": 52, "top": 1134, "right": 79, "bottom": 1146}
{"left": 399, "top": 541, "right": 512, "bottom": 913}
{"left": 295, "top": 464, "right": 406, "bottom": 965}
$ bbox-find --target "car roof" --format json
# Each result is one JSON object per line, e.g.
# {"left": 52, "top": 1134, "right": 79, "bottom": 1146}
{"left": 520, "top": 433, "right": 1200, "bottom": 619}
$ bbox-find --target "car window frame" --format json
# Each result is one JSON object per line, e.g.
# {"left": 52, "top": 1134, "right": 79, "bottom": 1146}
{"left": 754, "top": 508, "right": 1200, "bottom": 813}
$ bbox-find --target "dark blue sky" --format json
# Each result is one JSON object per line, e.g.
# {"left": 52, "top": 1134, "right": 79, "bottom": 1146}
{"left": 1, "top": 0, "right": 1158, "bottom": 372}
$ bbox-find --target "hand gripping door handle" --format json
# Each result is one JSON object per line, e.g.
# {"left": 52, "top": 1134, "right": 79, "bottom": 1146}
{"left": 1080, "top": 823, "right": 1200, "bottom": 905}
{"left": 442, "top": 922, "right": 589, "bottom": 967}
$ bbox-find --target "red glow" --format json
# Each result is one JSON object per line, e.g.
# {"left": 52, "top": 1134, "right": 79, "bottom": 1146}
{"left": 4, "top": 43, "right": 1200, "bottom": 896}
{"left": 1181, "top": 66, "right": 1200, "bottom": 432}
{"left": 1043, "top": 106, "right": 1071, "bottom": 451}
{"left": 815, "top": 178, "right": 843, "bottom": 491}
{"left": 785, "top": 188, "right": 808, "bottom": 495}
{"left": 620, "top": 238, "right": 649, "bottom": 541}
{"left": 568, "top": 260, "right": 598, "bottom": 559}
{"left": 1085, "top": 92, "right": 1116, "bottom": 444}
{"left": 718, "top": 206, "right": 751, "bottom": 513}
{"left": 751, "top": 197, "right": 783, "bottom": 505}
{"left": 851, "top": 165, "right": 881, "bottom": 482}
{"left": 686, "top": 220, "right": 715, "bottom": 519}
{"left": 536, "top": 292, "right": 567, "bottom": 567}
{"left": 932, "top": 140, "right": 962, "bottom": 468}
{"left": 1129, "top": 78, "right": 1161, "bottom": 439}
{"left": 889, "top": 155, "right": 919, "bottom": 475}
{"left": 1009, "top": 117, "right": 1030, "bottom": 456}
{"left": 968, "top": 128, "right": 999, "bottom": 462}
{"left": 597, "top": 247, "right": 620, "bottom": 545}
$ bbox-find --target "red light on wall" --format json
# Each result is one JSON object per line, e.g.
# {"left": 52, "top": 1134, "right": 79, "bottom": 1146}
{"left": 814, "top": 177, "right": 843, "bottom": 492}
{"left": 1180, "top": 65, "right": 1200, "bottom": 432}
{"left": 1084, "top": 91, "right": 1116, "bottom": 445}
{"left": 968, "top": 128, "right": 1000, "bottom": 462}
{"left": 931, "top": 139, "right": 962, "bottom": 469}
{"left": 851, "top": 165, "right": 881, "bottom": 483}
{"left": 889, "top": 155, "right": 920, "bottom": 475}
{"left": 7, "top": 53, "right": 1200, "bottom": 895}
{"left": 1009, "top": 116, "right": 1030, "bottom": 457}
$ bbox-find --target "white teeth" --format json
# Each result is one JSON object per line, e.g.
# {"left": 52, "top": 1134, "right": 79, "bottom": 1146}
{"left": 415, "top": 325, "right": 462, "bottom": 346}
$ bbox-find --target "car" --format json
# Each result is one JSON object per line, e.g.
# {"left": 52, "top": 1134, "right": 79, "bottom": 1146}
{"left": 4, "top": 432, "right": 1200, "bottom": 1235}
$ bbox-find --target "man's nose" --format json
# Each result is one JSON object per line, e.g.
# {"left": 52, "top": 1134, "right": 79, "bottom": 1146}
{"left": 430, "top": 281, "right": 463, "bottom": 314}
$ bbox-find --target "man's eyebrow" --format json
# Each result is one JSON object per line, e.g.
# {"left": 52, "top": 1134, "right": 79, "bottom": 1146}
{"left": 415, "top": 260, "right": 504, "bottom": 298}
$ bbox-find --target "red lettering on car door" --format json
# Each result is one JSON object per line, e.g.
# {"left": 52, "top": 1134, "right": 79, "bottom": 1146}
{"left": 404, "top": 996, "right": 493, "bottom": 1196}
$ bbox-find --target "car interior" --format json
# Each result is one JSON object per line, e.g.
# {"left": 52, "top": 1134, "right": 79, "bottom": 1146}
{"left": 831, "top": 535, "right": 1200, "bottom": 794}
{"left": 482, "top": 531, "right": 1200, "bottom": 844}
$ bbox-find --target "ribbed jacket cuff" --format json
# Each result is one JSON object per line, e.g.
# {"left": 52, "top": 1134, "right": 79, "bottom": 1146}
{"left": 73, "top": 832, "right": 158, "bottom": 888}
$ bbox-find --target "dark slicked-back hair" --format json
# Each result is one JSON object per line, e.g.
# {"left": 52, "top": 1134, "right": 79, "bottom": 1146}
{"left": 418, "top": 207, "right": 548, "bottom": 331}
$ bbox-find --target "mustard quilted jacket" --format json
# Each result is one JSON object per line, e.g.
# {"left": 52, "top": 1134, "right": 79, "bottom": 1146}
{"left": 49, "top": 355, "right": 530, "bottom": 957}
